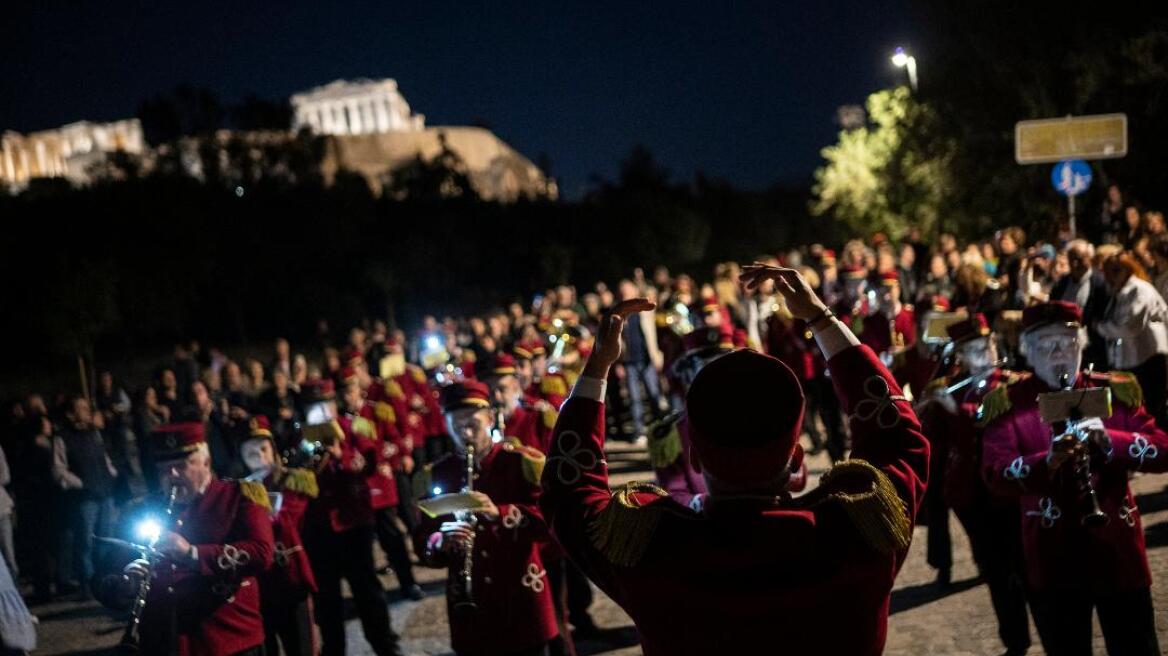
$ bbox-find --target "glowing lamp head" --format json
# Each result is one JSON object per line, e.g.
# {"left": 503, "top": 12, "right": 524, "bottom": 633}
{"left": 424, "top": 335, "right": 442, "bottom": 351}
{"left": 891, "top": 47, "right": 909, "bottom": 68}
{"left": 136, "top": 517, "right": 163, "bottom": 546}
{"left": 432, "top": 486, "right": 443, "bottom": 496}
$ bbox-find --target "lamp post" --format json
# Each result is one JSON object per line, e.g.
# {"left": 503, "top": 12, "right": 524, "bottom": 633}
{"left": 891, "top": 47, "right": 918, "bottom": 92}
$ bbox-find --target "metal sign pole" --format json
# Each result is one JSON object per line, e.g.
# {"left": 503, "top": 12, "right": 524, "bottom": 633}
{"left": 1068, "top": 194, "right": 1076, "bottom": 240}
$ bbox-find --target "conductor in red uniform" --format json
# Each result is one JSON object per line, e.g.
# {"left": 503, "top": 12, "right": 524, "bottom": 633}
{"left": 542, "top": 264, "right": 929, "bottom": 656}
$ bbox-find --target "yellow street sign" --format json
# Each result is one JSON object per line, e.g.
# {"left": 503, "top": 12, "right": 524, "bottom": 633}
{"left": 1015, "top": 113, "right": 1127, "bottom": 164}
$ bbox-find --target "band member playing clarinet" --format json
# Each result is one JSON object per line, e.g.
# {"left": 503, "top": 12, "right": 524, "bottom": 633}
{"left": 981, "top": 301, "right": 1168, "bottom": 655}
{"left": 414, "top": 380, "right": 558, "bottom": 656}
{"left": 93, "top": 422, "right": 274, "bottom": 656}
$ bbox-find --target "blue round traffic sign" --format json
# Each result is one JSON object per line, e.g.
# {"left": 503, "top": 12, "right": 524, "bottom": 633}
{"left": 1051, "top": 160, "right": 1092, "bottom": 197}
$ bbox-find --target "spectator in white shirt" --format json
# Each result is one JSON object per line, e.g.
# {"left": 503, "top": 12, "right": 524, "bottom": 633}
{"left": 1096, "top": 253, "right": 1168, "bottom": 426}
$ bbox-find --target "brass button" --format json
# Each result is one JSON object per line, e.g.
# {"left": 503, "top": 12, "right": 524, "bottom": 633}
{"left": 176, "top": 520, "right": 184, "bottom": 527}
{"left": 480, "top": 550, "right": 488, "bottom": 558}
{"left": 166, "top": 586, "right": 174, "bottom": 594}
{"left": 483, "top": 576, "right": 492, "bottom": 584}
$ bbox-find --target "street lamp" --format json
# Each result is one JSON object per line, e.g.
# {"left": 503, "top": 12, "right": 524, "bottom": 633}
{"left": 891, "top": 47, "right": 918, "bottom": 92}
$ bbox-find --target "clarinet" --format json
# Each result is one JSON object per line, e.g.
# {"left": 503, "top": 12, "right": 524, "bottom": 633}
{"left": 120, "top": 484, "right": 179, "bottom": 651}
{"left": 1054, "top": 373, "right": 1107, "bottom": 527}
{"left": 452, "top": 444, "right": 478, "bottom": 611}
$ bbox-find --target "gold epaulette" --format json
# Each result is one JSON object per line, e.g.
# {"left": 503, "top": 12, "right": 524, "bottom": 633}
{"left": 976, "top": 382, "right": 1013, "bottom": 427}
{"left": 541, "top": 406, "right": 559, "bottom": 430}
{"left": 647, "top": 424, "right": 683, "bottom": 468}
{"left": 540, "top": 375, "right": 569, "bottom": 398}
{"left": 374, "top": 401, "right": 397, "bottom": 424}
{"left": 350, "top": 415, "right": 378, "bottom": 440}
{"left": 503, "top": 441, "right": 546, "bottom": 484}
{"left": 408, "top": 364, "right": 427, "bottom": 385}
{"left": 921, "top": 377, "right": 948, "bottom": 397}
{"left": 800, "top": 459, "right": 910, "bottom": 554}
{"left": 281, "top": 468, "right": 319, "bottom": 499}
{"left": 239, "top": 480, "right": 272, "bottom": 510}
{"left": 588, "top": 482, "right": 673, "bottom": 567}
{"left": 1104, "top": 371, "right": 1144, "bottom": 408}
{"left": 385, "top": 379, "right": 405, "bottom": 400}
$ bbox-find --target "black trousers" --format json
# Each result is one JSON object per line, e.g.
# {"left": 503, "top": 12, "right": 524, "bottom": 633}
{"left": 810, "top": 375, "right": 847, "bottom": 462}
{"left": 458, "top": 644, "right": 549, "bottom": 656}
{"left": 263, "top": 596, "right": 316, "bottom": 656}
{"left": 963, "top": 502, "right": 1030, "bottom": 653}
{"left": 374, "top": 506, "right": 417, "bottom": 589}
{"left": 1030, "top": 586, "right": 1160, "bottom": 656}
{"left": 1130, "top": 353, "right": 1168, "bottom": 428}
{"left": 305, "top": 524, "right": 399, "bottom": 656}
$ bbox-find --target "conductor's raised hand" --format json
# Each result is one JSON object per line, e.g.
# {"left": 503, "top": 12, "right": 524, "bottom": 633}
{"left": 740, "top": 263, "right": 827, "bottom": 321}
{"left": 584, "top": 298, "right": 656, "bottom": 378}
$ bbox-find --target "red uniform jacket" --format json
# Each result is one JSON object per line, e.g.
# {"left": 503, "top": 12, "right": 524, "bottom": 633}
{"left": 258, "top": 469, "right": 318, "bottom": 602}
{"left": 311, "top": 426, "right": 376, "bottom": 533}
{"left": 414, "top": 443, "right": 558, "bottom": 655}
{"left": 340, "top": 410, "right": 398, "bottom": 510}
{"left": 858, "top": 307, "right": 917, "bottom": 357}
{"left": 981, "top": 371, "right": 1168, "bottom": 594}
{"left": 143, "top": 479, "right": 275, "bottom": 656}
{"left": 764, "top": 314, "right": 816, "bottom": 382}
{"left": 542, "top": 345, "right": 928, "bottom": 656}
{"left": 505, "top": 405, "right": 552, "bottom": 453}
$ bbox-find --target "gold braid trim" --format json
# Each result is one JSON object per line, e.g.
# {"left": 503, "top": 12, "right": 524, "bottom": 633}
{"left": 803, "top": 459, "right": 911, "bottom": 555}
{"left": 647, "top": 424, "right": 683, "bottom": 469}
{"left": 976, "top": 383, "right": 1012, "bottom": 427}
{"left": 588, "top": 482, "right": 670, "bottom": 567}
{"left": 281, "top": 468, "right": 319, "bottom": 499}
{"left": 239, "top": 480, "right": 272, "bottom": 511}
{"left": 1108, "top": 371, "right": 1144, "bottom": 409}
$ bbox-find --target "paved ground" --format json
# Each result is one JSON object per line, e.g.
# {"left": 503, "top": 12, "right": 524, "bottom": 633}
{"left": 27, "top": 444, "right": 1168, "bottom": 655}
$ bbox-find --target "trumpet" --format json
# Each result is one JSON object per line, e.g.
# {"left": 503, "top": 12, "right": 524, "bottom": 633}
{"left": 452, "top": 444, "right": 478, "bottom": 612}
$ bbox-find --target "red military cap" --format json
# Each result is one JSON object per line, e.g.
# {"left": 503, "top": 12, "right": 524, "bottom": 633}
{"left": 1021, "top": 300, "right": 1082, "bottom": 335}
{"left": 239, "top": 415, "right": 275, "bottom": 449}
{"left": 340, "top": 365, "right": 360, "bottom": 383}
{"left": 152, "top": 422, "right": 207, "bottom": 462}
{"left": 685, "top": 350, "right": 805, "bottom": 485}
{"left": 843, "top": 264, "right": 867, "bottom": 280}
{"left": 946, "top": 313, "right": 991, "bottom": 345}
{"left": 879, "top": 270, "right": 900, "bottom": 286}
{"left": 440, "top": 380, "right": 492, "bottom": 412}
{"left": 930, "top": 295, "right": 951, "bottom": 312}
{"left": 491, "top": 353, "right": 518, "bottom": 377}
{"left": 301, "top": 378, "right": 336, "bottom": 402}
{"left": 821, "top": 249, "right": 837, "bottom": 264}
{"left": 514, "top": 338, "right": 546, "bottom": 359}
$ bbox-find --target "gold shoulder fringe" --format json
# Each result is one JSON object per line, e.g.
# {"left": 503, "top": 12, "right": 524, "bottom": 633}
{"left": 1107, "top": 371, "right": 1144, "bottom": 409}
{"left": 588, "top": 482, "right": 670, "bottom": 567}
{"left": 281, "top": 468, "right": 319, "bottom": 499}
{"left": 374, "top": 401, "right": 397, "bottom": 424}
{"left": 385, "top": 379, "right": 406, "bottom": 400}
{"left": 239, "top": 480, "right": 272, "bottom": 510}
{"left": 541, "top": 376, "right": 569, "bottom": 398}
{"left": 803, "top": 459, "right": 911, "bottom": 555}
{"left": 647, "top": 424, "right": 683, "bottom": 469}
{"left": 503, "top": 441, "right": 547, "bottom": 485}
{"left": 976, "top": 383, "right": 1012, "bottom": 427}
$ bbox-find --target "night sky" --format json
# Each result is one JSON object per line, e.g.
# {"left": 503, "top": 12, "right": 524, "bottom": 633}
{"left": 3, "top": 1, "right": 917, "bottom": 197}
